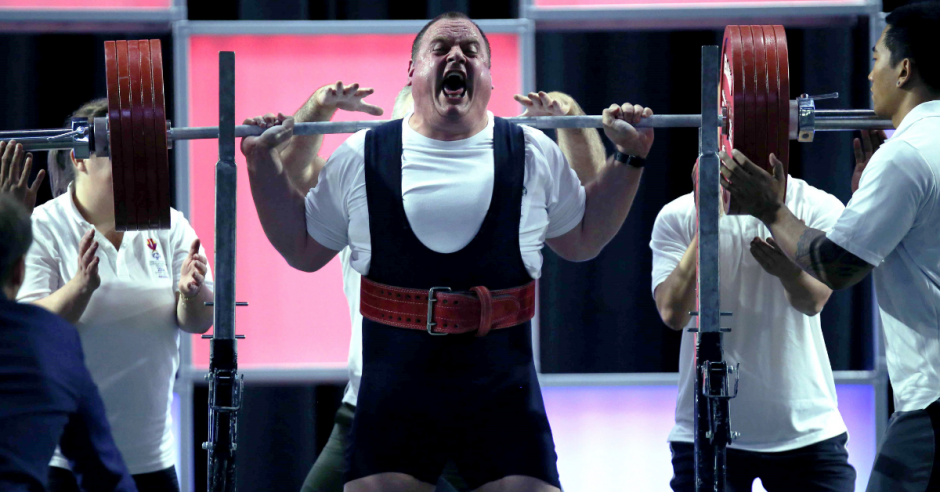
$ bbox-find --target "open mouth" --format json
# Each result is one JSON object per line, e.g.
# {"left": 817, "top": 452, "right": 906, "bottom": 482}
{"left": 441, "top": 71, "right": 468, "bottom": 100}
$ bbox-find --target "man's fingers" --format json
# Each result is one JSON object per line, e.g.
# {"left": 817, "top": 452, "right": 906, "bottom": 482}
{"left": 874, "top": 130, "right": 888, "bottom": 146}
{"left": 344, "top": 83, "right": 359, "bottom": 95}
{"left": 719, "top": 151, "right": 741, "bottom": 176}
{"left": 513, "top": 94, "right": 534, "bottom": 106}
{"left": 770, "top": 153, "right": 785, "bottom": 182}
{"left": 853, "top": 138, "right": 864, "bottom": 164}
{"left": 358, "top": 103, "right": 385, "bottom": 116}
{"left": 89, "top": 256, "right": 100, "bottom": 277}
{"left": 861, "top": 130, "right": 874, "bottom": 157}
{"left": 193, "top": 272, "right": 205, "bottom": 284}
{"left": 189, "top": 238, "right": 201, "bottom": 257}
{"left": 1, "top": 139, "right": 14, "bottom": 165}
{"left": 17, "top": 153, "right": 32, "bottom": 187}
{"left": 82, "top": 241, "right": 99, "bottom": 267}
{"left": 766, "top": 237, "right": 784, "bottom": 252}
{"left": 620, "top": 102, "right": 634, "bottom": 122}
{"left": 193, "top": 259, "right": 208, "bottom": 275}
{"left": 78, "top": 229, "right": 94, "bottom": 254}
{"left": 29, "top": 168, "right": 45, "bottom": 193}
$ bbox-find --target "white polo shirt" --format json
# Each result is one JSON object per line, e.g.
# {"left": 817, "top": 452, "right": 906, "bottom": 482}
{"left": 651, "top": 177, "right": 848, "bottom": 452}
{"left": 308, "top": 112, "right": 586, "bottom": 406}
{"left": 828, "top": 100, "right": 940, "bottom": 412}
{"left": 17, "top": 184, "right": 213, "bottom": 474}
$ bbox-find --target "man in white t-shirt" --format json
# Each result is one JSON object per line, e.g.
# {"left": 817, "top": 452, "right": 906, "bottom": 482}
{"left": 243, "top": 11, "right": 653, "bottom": 492}
{"left": 247, "top": 82, "right": 606, "bottom": 492}
{"left": 651, "top": 161, "right": 854, "bottom": 491}
{"left": 720, "top": 4, "right": 940, "bottom": 491}
{"left": 16, "top": 99, "right": 215, "bottom": 492}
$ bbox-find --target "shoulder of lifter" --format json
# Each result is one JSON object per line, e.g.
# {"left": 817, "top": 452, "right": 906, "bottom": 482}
{"left": 519, "top": 124, "right": 558, "bottom": 153}
{"left": 785, "top": 177, "right": 844, "bottom": 214}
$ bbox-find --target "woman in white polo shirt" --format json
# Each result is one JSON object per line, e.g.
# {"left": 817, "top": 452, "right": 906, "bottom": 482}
{"left": 16, "top": 99, "right": 215, "bottom": 492}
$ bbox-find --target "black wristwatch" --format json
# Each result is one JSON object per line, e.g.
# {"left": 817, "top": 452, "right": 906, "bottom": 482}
{"left": 613, "top": 151, "right": 646, "bottom": 168}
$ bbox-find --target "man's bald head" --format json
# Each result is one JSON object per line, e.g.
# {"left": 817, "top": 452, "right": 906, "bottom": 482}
{"left": 412, "top": 12, "right": 491, "bottom": 68}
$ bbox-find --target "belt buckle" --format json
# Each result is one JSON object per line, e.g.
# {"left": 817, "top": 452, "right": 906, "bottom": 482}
{"left": 426, "top": 286, "right": 452, "bottom": 336}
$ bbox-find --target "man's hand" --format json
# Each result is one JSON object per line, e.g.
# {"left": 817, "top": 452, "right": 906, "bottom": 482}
{"left": 178, "top": 238, "right": 208, "bottom": 298}
{"left": 514, "top": 91, "right": 571, "bottom": 117}
{"left": 315, "top": 81, "right": 384, "bottom": 116}
{"left": 852, "top": 130, "right": 886, "bottom": 193}
{"left": 73, "top": 229, "right": 100, "bottom": 295}
{"left": 719, "top": 150, "right": 786, "bottom": 222}
{"left": 241, "top": 113, "right": 295, "bottom": 160}
{"left": 0, "top": 140, "right": 45, "bottom": 213}
{"left": 750, "top": 236, "right": 801, "bottom": 280}
{"left": 602, "top": 102, "right": 654, "bottom": 159}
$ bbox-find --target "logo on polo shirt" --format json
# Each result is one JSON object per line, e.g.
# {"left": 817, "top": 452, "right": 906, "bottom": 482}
{"left": 146, "top": 238, "right": 161, "bottom": 260}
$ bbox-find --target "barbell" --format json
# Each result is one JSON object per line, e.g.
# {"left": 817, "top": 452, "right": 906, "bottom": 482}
{"left": 0, "top": 26, "right": 893, "bottom": 231}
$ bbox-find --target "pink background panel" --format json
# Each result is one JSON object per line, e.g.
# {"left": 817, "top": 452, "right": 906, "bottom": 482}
{"left": 0, "top": 0, "right": 169, "bottom": 8}
{"left": 188, "top": 33, "right": 522, "bottom": 368}
{"left": 534, "top": 0, "right": 860, "bottom": 7}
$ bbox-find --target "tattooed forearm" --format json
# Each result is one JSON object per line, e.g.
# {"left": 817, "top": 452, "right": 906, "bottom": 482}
{"left": 794, "top": 228, "right": 874, "bottom": 289}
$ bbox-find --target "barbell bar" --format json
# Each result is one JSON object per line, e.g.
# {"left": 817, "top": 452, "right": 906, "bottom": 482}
{"left": 0, "top": 27, "right": 894, "bottom": 231}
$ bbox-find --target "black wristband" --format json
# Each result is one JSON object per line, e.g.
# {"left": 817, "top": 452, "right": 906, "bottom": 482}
{"left": 613, "top": 151, "right": 645, "bottom": 168}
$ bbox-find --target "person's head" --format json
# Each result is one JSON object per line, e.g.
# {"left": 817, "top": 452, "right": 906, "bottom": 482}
{"left": 408, "top": 12, "right": 493, "bottom": 133}
{"left": 870, "top": 1, "right": 940, "bottom": 117}
{"left": 48, "top": 98, "right": 109, "bottom": 198}
{"left": 392, "top": 86, "right": 415, "bottom": 119}
{"left": 0, "top": 194, "right": 33, "bottom": 300}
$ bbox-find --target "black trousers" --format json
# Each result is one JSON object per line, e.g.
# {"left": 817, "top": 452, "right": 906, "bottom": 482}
{"left": 669, "top": 433, "right": 856, "bottom": 492}
{"left": 866, "top": 400, "right": 940, "bottom": 492}
{"left": 48, "top": 465, "right": 179, "bottom": 492}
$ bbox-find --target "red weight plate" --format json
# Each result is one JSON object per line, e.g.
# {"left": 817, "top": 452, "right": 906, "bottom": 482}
{"left": 750, "top": 26, "right": 769, "bottom": 172}
{"left": 104, "top": 42, "right": 128, "bottom": 231}
{"left": 739, "top": 26, "right": 757, "bottom": 164}
{"left": 150, "top": 39, "right": 171, "bottom": 229}
{"left": 139, "top": 40, "right": 161, "bottom": 230}
{"left": 116, "top": 41, "right": 139, "bottom": 232}
{"left": 720, "top": 26, "right": 746, "bottom": 160}
{"left": 762, "top": 26, "right": 780, "bottom": 178}
{"left": 774, "top": 25, "right": 791, "bottom": 179}
{"left": 128, "top": 40, "right": 151, "bottom": 231}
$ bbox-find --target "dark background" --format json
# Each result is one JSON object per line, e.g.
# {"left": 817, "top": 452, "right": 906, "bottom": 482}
{"left": 0, "top": 1, "right": 890, "bottom": 490}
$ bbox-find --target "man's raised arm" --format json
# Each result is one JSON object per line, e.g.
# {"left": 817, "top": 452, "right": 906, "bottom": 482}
{"left": 242, "top": 115, "right": 338, "bottom": 273}
{"left": 547, "top": 102, "right": 654, "bottom": 261}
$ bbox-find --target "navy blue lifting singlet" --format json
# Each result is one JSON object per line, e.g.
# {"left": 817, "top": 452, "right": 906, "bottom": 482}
{"left": 345, "top": 117, "right": 560, "bottom": 488}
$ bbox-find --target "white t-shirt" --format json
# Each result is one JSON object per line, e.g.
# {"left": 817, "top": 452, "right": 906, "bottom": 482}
{"left": 17, "top": 184, "right": 214, "bottom": 474}
{"left": 650, "top": 177, "right": 848, "bottom": 452}
{"left": 310, "top": 112, "right": 587, "bottom": 406}
{"left": 305, "top": 111, "right": 586, "bottom": 279}
{"left": 828, "top": 100, "right": 940, "bottom": 413}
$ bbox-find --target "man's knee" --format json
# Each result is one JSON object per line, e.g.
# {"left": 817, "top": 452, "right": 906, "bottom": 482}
{"left": 343, "top": 472, "right": 436, "bottom": 492}
{"left": 472, "top": 475, "right": 560, "bottom": 492}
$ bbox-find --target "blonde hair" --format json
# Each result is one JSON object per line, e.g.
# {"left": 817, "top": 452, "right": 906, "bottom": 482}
{"left": 391, "top": 86, "right": 414, "bottom": 119}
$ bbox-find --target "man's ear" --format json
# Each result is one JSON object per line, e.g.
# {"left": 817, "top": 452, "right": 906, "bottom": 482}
{"left": 406, "top": 60, "right": 415, "bottom": 86}
{"left": 898, "top": 58, "right": 913, "bottom": 88}
{"left": 70, "top": 150, "right": 87, "bottom": 174}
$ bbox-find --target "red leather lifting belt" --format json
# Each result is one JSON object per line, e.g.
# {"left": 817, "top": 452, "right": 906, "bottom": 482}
{"left": 360, "top": 277, "right": 536, "bottom": 336}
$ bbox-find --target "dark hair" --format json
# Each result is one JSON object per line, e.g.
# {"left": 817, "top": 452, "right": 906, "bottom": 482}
{"left": 411, "top": 12, "right": 491, "bottom": 67}
{"left": 48, "top": 98, "right": 109, "bottom": 197}
{"left": 0, "top": 194, "right": 33, "bottom": 287}
{"left": 885, "top": 1, "right": 940, "bottom": 92}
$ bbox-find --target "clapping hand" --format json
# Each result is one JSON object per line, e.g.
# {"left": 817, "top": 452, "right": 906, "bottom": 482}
{"left": 0, "top": 140, "right": 45, "bottom": 213}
